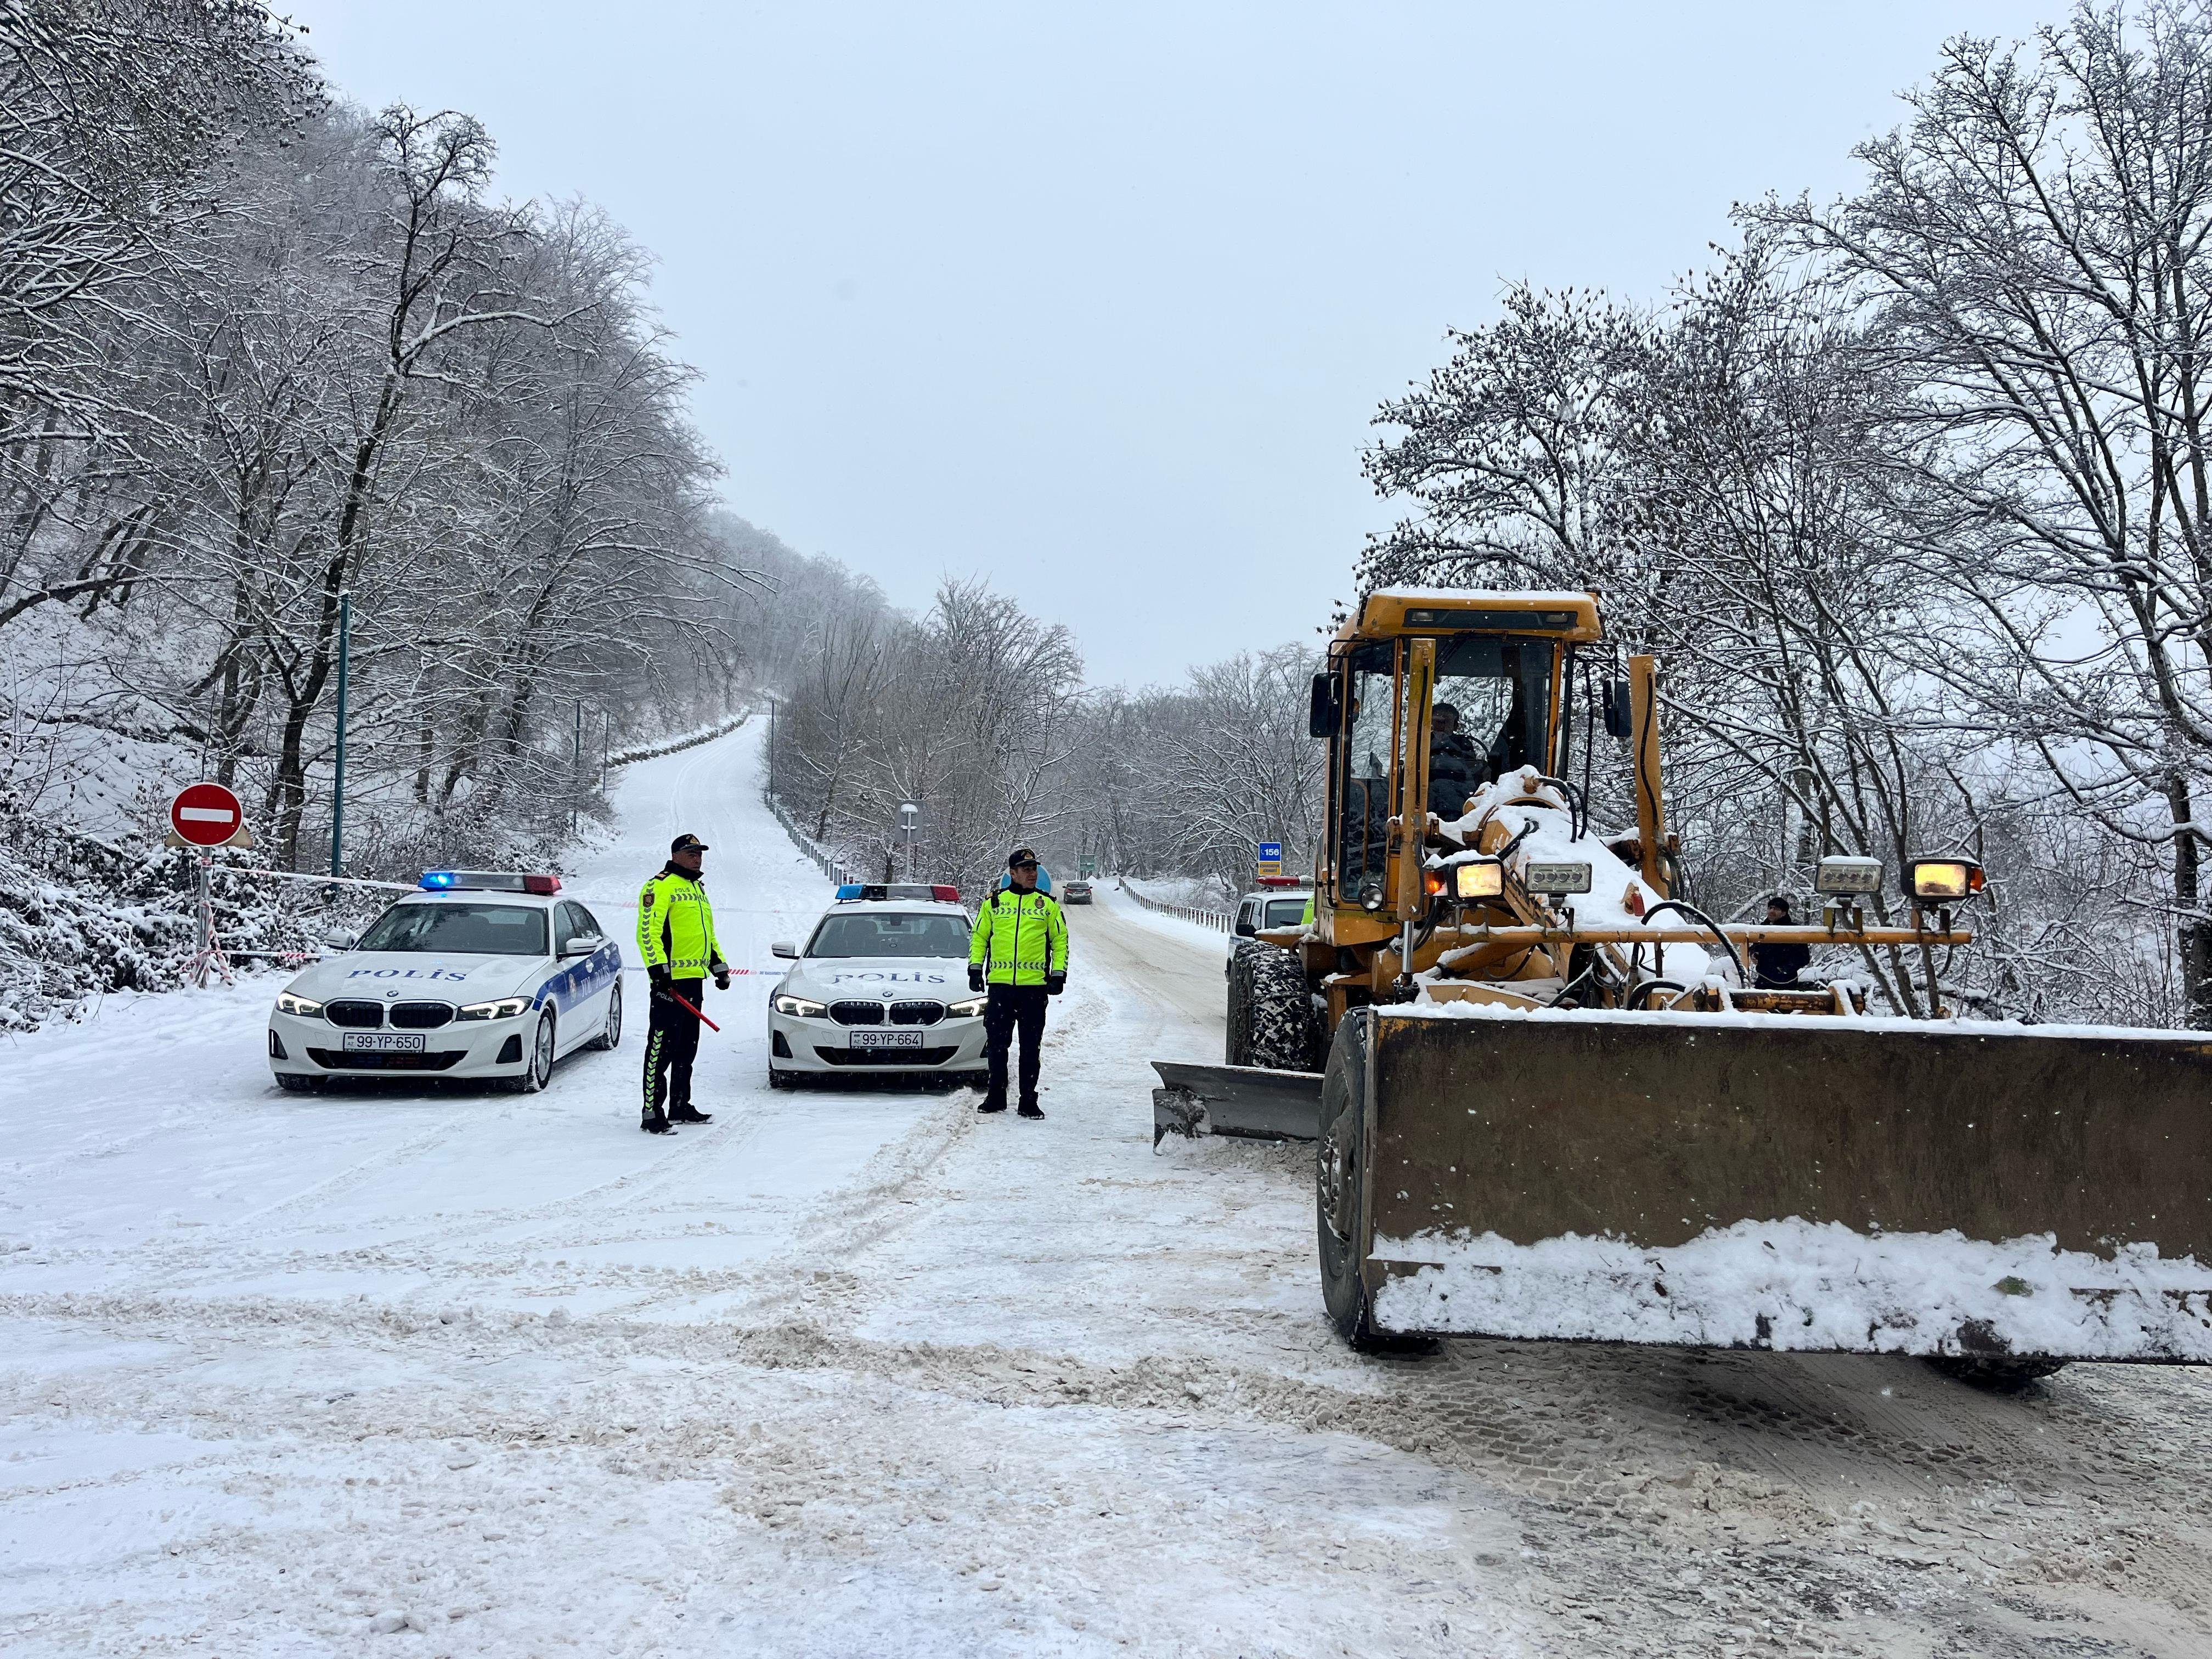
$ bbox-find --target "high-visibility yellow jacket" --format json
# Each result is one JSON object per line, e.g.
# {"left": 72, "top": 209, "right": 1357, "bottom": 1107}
{"left": 636, "top": 865, "right": 726, "bottom": 978}
{"left": 968, "top": 887, "right": 1068, "bottom": 985}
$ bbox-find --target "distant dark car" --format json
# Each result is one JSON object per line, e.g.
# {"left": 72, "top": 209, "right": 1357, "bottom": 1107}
{"left": 1063, "top": 880, "right": 1094, "bottom": 904}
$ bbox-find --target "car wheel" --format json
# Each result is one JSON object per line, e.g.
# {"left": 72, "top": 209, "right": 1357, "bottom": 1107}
{"left": 274, "top": 1073, "right": 322, "bottom": 1093}
{"left": 509, "top": 1009, "right": 555, "bottom": 1093}
{"left": 589, "top": 981, "right": 622, "bottom": 1050}
{"left": 768, "top": 1068, "right": 798, "bottom": 1091}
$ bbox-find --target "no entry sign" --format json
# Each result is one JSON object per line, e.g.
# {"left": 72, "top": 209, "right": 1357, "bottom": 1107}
{"left": 170, "top": 781, "right": 245, "bottom": 848}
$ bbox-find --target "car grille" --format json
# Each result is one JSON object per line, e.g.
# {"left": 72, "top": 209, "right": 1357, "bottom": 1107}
{"left": 828, "top": 1001, "right": 885, "bottom": 1026}
{"left": 388, "top": 1001, "right": 455, "bottom": 1029}
{"left": 323, "top": 1000, "right": 385, "bottom": 1029}
{"left": 306, "top": 1048, "right": 466, "bottom": 1072}
{"left": 889, "top": 1000, "right": 944, "bottom": 1026}
{"left": 814, "top": 1046, "right": 960, "bottom": 1067}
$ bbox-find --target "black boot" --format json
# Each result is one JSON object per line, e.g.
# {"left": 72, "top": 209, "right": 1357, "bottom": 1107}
{"left": 977, "top": 1098, "right": 1008, "bottom": 1114}
{"left": 642, "top": 1110, "right": 674, "bottom": 1135}
{"left": 1017, "top": 1101, "right": 1044, "bottom": 1119}
{"left": 668, "top": 1104, "right": 712, "bottom": 1124}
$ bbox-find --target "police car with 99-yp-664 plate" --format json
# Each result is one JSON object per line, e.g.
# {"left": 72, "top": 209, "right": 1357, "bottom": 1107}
{"left": 765, "top": 883, "right": 990, "bottom": 1088}
{"left": 267, "top": 871, "right": 622, "bottom": 1093}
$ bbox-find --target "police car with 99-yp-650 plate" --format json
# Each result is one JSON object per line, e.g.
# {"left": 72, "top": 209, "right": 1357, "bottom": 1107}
{"left": 267, "top": 871, "right": 623, "bottom": 1093}
{"left": 766, "top": 883, "right": 990, "bottom": 1088}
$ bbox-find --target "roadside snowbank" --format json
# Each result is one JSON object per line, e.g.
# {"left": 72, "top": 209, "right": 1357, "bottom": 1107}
{"left": 1096, "top": 881, "right": 1231, "bottom": 960}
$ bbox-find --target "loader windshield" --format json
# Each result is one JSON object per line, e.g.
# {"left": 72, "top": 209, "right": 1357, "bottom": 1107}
{"left": 1336, "top": 643, "right": 1396, "bottom": 894}
{"left": 1430, "top": 636, "right": 1553, "bottom": 819}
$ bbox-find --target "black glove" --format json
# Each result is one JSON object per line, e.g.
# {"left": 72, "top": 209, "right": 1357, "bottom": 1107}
{"left": 1045, "top": 971, "right": 1065, "bottom": 997}
{"left": 712, "top": 962, "right": 731, "bottom": 992}
{"left": 648, "top": 964, "right": 672, "bottom": 1003}
{"left": 968, "top": 964, "right": 984, "bottom": 993}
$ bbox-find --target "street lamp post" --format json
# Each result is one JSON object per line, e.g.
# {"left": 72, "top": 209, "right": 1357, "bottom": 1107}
{"left": 329, "top": 589, "right": 350, "bottom": 881}
{"left": 898, "top": 801, "right": 919, "bottom": 882}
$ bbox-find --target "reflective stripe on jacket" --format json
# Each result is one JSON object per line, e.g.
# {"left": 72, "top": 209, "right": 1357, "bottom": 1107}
{"left": 636, "top": 866, "right": 725, "bottom": 977}
{"left": 967, "top": 887, "right": 1068, "bottom": 985}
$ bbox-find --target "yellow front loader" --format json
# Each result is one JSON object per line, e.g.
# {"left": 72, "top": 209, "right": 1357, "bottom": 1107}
{"left": 1152, "top": 590, "right": 2212, "bottom": 1380}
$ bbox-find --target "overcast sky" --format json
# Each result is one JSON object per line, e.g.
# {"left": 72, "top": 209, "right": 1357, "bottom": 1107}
{"left": 286, "top": 0, "right": 2056, "bottom": 687}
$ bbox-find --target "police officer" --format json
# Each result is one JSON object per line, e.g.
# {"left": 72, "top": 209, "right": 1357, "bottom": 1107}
{"left": 636, "top": 832, "right": 730, "bottom": 1134}
{"left": 967, "top": 848, "right": 1068, "bottom": 1118}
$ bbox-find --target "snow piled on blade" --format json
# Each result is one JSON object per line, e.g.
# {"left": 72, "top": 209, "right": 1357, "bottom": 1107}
{"left": 1370, "top": 1218, "right": 2212, "bottom": 1359}
{"left": 1433, "top": 767, "right": 1712, "bottom": 985}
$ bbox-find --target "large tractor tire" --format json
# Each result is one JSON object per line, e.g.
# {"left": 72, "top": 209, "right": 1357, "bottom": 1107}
{"left": 1225, "top": 942, "right": 1255, "bottom": 1065}
{"left": 1227, "top": 941, "right": 1322, "bottom": 1071}
{"left": 1923, "top": 1355, "right": 2068, "bottom": 1392}
{"left": 1316, "top": 1009, "right": 1387, "bottom": 1350}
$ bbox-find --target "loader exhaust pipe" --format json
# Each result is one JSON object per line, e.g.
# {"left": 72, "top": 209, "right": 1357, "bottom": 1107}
{"left": 1628, "top": 653, "right": 1669, "bottom": 899}
{"left": 1393, "top": 637, "right": 1437, "bottom": 995}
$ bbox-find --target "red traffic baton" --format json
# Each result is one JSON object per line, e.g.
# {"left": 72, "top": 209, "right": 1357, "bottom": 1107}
{"left": 667, "top": 986, "right": 720, "bottom": 1031}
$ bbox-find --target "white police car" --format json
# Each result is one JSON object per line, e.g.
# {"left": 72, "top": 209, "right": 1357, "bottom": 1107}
{"left": 766, "top": 883, "right": 988, "bottom": 1088}
{"left": 267, "top": 871, "right": 623, "bottom": 1093}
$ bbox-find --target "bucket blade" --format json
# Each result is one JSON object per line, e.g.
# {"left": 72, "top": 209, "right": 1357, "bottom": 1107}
{"left": 1152, "top": 1060, "right": 1323, "bottom": 1144}
{"left": 1356, "top": 1011, "right": 2212, "bottom": 1361}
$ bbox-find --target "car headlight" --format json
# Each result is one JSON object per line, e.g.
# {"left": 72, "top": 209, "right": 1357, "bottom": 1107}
{"left": 945, "top": 994, "right": 989, "bottom": 1018}
{"left": 773, "top": 993, "right": 828, "bottom": 1018}
{"left": 275, "top": 991, "right": 322, "bottom": 1018}
{"left": 456, "top": 995, "right": 533, "bottom": 1021}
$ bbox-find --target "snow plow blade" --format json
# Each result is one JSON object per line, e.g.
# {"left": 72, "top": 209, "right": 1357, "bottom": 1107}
{"left": 1341, "top": 1010, "right": 2212, "bottom": 1362}
{"left": 1152, "top": 1060, "right": 1323, "bottom": 1146}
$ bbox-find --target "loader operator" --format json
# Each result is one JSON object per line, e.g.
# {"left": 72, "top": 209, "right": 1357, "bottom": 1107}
{"left": 1750, "top": 895, "right": 1812, "bottom": 990}
{"left": 967, "top": 848, "right": 1068, "bottom": 1118}
{"left": 636, "top": 832, "right": 730, "bottom": 1135}
{"left": 1428, "top": 701, "right": 1488, "bottom": 820}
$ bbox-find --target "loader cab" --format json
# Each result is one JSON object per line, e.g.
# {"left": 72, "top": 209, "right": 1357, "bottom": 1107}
{"left": 1316, "top": 591, "right": 1600, "bottom": 937}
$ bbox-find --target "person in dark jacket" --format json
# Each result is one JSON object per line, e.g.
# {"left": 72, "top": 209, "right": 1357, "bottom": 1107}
{"left": 1428, "top": 702, "right": 1488, "bottom": 819}
{"left": 1748, "top": 895, "right": 1811, "bottom": 990}
{"left": 966, "top": 848, "right": 1068, "bottom": 1118}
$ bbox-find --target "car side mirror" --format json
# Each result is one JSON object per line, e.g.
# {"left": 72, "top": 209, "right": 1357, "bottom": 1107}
{"left": 1601, "top": 678, "right": 1633, "bottom": 741}
{"left": 324, "top": 929, "right": 356, "bottom": 952}
{"left": 1234, "top": 916, "right": 1257, "bottom": 938}
{"left": 1308, "top": 673, "right": 1339, "bottom": 740}
{"left": 771, "top": 941, "right": 799, "bottom": 960}
{"left": 561, "top": 933, "right": 602, "bottom": 958}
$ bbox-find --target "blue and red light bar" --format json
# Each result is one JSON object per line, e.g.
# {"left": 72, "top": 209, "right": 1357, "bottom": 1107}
{"left": 419, "top": 871, "right": 561, "bottom": 894}
{"left": 834, "top": 882, "right": 964, "bottom": 903}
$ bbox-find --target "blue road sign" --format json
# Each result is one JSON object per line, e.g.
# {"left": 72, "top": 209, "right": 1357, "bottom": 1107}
{"left": 1257, "top": 842, "right": 1282, "bottom": 862}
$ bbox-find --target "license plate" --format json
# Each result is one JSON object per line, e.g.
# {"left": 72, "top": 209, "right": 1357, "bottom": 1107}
{"left": 850, "top": 1029, "right": 923, "bottom": 1051}
{"left": 341, "top": 1032, "right": 426, "bottom": 1053}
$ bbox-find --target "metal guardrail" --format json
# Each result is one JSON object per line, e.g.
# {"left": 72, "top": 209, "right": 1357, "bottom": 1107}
{"left": 608, "top": 709, "right": 751, "bottom": 769}
{"left": 1118, "top": 878, "right": 1232, "bottom": 933}
{"left": 768, "top": 794, "right": 855, "bottom": 887}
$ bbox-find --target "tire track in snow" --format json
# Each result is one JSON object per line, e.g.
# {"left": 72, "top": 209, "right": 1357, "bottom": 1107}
{"left": 12, "top": 1288, "right": 2211, "bottom": 1654}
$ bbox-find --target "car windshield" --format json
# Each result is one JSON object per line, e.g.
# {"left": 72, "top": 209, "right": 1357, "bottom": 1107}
{"left": 356, "top": 901, "right": 548, "bottom": 957}
{"left": 807, "top": 912, "right": 970, "bottom": 959}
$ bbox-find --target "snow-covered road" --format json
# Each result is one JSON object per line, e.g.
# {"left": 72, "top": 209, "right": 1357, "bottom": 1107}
{"left": 6, "top": 721, "right": 2212, "bottom": 1656}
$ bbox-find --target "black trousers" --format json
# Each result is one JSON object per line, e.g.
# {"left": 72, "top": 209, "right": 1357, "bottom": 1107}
{"left": 642, "top": 977, "right": 703, "bottom": 1118}
{"left": 983, "top": 983, "right": 1049, "bottom": 1108}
